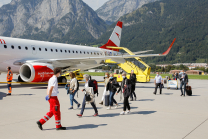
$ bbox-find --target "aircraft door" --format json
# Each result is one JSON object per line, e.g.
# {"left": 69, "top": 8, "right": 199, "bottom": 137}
{"left": 31, "top": 45, "right": 37, "bottom": 55}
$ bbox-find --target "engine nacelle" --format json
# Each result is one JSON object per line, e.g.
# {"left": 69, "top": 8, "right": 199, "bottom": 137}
{"left": 19, "top": 63, "right": 54, "bottom": 82}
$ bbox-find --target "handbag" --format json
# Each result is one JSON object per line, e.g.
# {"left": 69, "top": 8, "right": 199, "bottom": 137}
{"left": 85, "top": 94, "right": 92, "bottom": 101}
{"left": 160, "top": 84, "right": 164, "bottom": 88}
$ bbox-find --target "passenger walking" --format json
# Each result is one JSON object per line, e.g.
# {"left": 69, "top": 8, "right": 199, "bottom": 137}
{"left": 154, "top": 72, "right": 163, "bottom": 95}
{"left": 6, "top": 67, "right": 13, "bottom": 96}
{"left": 77, "top": 74, "right": 98, "bottom": 117}
{"left": 106, "top": 73, "right": 120, "bottom": 110}
{"left": 117, "top": 73, "right": 131, "bottom": 115}
{"left": 65, "top": 72, "right": 81, "bottom": 110}
{"left": 179, "top": 70, "right": 189, "bottom": 96}
{"left": 99, "top": 73, "right": 110, "bottom": 105}
{"left": 37, "top": 68, "right": 66, "bottom": 130}
{"left": 130, "top": 70, "right": 137, "bottom": 101}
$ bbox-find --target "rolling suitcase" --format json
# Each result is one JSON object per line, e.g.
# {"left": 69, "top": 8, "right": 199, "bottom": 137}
{"left": 186, "top": 85, "right": 192, "bottom": 96}
{"left": 105, "top": 95, "right": 110, "bottom": 106}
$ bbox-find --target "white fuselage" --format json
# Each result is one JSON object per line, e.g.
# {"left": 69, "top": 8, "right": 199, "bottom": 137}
{"left": 0, "top": 36, "right": 119, "bottom": 74}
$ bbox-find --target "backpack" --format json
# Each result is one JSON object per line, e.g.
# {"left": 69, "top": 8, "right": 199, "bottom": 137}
{"left": 91, "top": 79, "right": 98, "bottom": 96}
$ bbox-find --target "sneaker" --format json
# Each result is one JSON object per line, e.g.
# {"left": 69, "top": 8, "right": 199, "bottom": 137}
{"left": 125, "top": 111, "right": 130, "bottom": 114}
{"left": 56, "top": 127, "right": 66, "bottom": 130}
{"left": 99, "top": 101, "right": 103, "bottom": 105}
{"left": 36, "top": 121, "right": 43, "bottom": 130}
{"left": 120, "top": 111, "right": 125, "bottom": 115}
{"left": 107, "top": 107, "right": 111, "bottom": 110}
{"left": 68, "top": 107, "right": 73, "bottom": 110}
{"left": 115, "top": 105, "right": 119, "bottom": 109}
{"left": 77, "top": 104, "right": 81, "bottom": 109}
{"left": 6, "top": 93, "right": 11, "bottom": 96}
{"left": 93, "top": 113, "right": 98, "bottom": 117}
{"left": 77, "top": 114, "right": 82, "bottom": 117}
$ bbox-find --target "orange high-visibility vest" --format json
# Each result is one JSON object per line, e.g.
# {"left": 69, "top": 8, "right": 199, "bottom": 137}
{"left": 7, "top": 70, "right": 13, "bottom": 81}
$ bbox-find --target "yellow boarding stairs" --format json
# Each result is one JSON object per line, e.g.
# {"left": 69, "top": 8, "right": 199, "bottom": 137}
{"left": 105, "top": 46, "right": 151, "bottom": 82}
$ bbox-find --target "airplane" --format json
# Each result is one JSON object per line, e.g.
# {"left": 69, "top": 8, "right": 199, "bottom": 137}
{"left": 0, "top": 21, "right": 176, "bottom": 83}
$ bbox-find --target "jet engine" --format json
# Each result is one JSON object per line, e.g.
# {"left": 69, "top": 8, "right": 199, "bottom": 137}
{"left": 19, "top": 63, "right": 54, "bottom": 82}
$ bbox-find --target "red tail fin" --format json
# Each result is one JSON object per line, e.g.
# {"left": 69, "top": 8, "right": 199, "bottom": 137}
{"left": 100, "top": 21, "right": 123, "bottom": 52}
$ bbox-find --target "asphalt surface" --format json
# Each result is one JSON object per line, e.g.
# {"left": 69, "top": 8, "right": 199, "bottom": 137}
{"left": 0, "top": 74, "right": 208, "bottom": 139}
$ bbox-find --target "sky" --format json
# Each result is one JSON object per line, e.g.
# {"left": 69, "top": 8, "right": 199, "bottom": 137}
{"left": 0, "top": 0, "right": 109, "bottom": 10}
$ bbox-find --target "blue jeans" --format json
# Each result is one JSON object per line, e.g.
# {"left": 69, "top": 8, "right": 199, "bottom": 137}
{"left": 80, "top": 96, "right": 98, "bottom": 115}
{"left": 180, "top": 81, "right": 186, "bottom": 95}
{"left": 69, "top": 90, "right": 79, "bottom": 106}
{"left": 109, "top": 91, "right": 117, "bottom": 106}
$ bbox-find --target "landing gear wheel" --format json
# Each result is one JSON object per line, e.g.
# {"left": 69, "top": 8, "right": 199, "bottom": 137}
{"left": 58, "top": 76, "right": 67, "bottom": 84}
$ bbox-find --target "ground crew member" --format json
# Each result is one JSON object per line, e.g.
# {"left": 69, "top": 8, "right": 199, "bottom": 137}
{"left": 37, "top": 68, "right": 66, "bottom": 130}
{"left": 154, "top": 72, "right": 163, "bottom": 95}
{"left": 7, "top": 67, "right": 13, "bottom": 96}
{"left": 179, "top": 70, "right": 189, "bottom": 96}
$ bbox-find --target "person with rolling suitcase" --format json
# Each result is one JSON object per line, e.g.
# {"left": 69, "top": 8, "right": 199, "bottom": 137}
{"left": 179, "top": 70, "right": 189, "bottom": 97}
{"left": 99, "top": 73, "right": 110, "bottom": 105}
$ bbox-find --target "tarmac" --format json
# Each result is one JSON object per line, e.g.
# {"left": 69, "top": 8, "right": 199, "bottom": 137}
{"left": 0, "top": 73, "right": 208, "bottom": 139}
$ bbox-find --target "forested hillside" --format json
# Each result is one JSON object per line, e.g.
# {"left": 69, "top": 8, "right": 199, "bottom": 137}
{"left": 95, "top": 0, "right": 208, "bottom": 64}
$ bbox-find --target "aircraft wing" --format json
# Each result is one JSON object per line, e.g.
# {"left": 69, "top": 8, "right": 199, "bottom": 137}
{"left": 26, "top": 38, "right": 176, "bottom": 67}
{"left": 123, "top": 50, "right": 154, "bottom": 55}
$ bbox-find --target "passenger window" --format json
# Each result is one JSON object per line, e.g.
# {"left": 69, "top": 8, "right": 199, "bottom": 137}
{"left": 11, "top": 45, "right": 14, "bottom": 49}
{"left": 25, "top": 46, "right": 28, "bottom": 50}
{"left": 97, "top": 53, "right": 99, "bottom": 55}
{"left": 39, "top": 48, "right": 41, "bottom": 51}
{"left": 55, "top": 49, "right": 58, "bottom": 52}
{"left": 60, "top": 49, "right": 62, "bottom": 52}
{"left": 73, "top": 51, "right": 74, "bottom": 53}
{"left": 45, "top": 48, "right": 47, "bottom": 51}
{"left": 68, "top": 50, "right": 70, "bottom": 53}
{"left": 33, "top": 47, "right": 35, "bottom": 50}
{"left": 76, "top": 51, "right": 78, "bottom": 53}
{"left": 84, "top": 52, "right": 85, "bottom": 54}
{"left": 94, "top": 52, "right": 96, "bottom": 55}
{"left": 91, "top": 52, "right": 93, "bottom": 55}
{"left": 100, "top": 53, "right": 102, "bottom": 55}
{"left": 4, "top": 45, "right": 7, "bottom": 48}
{"left": 18, "top": 46, "right": 21, "bottom": 49}
{"left": 80, "top": 51, "right": 82, "bottom": 54}
{"left": 51, "top": 49, "right": 53, "bottom": 52}
{"left": 87, "top": 52, "right": 89, "bottom": 54}
{"left": 65, "top": 50, "right": 67, "bottom": 53}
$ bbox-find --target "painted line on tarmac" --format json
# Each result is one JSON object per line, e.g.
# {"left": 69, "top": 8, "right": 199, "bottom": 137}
{"left": 0, "top": 82, "right": 105, "bottom": 85}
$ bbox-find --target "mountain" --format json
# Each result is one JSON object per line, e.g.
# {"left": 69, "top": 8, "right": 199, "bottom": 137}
{"left": 0, "top": 0, "right": 107, "bottom": 44}
{"left": 96, "top": 0, "right": 157, "bottom": 24}
{"left": 95, "top": 0, "right": 208, "bottom": 64}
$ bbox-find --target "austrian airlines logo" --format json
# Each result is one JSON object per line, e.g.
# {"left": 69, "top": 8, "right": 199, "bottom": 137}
{"left": 0, "top": 39, "right": 6, "bottom": 44}
{"left": 115, "top": 32, "right": 120, "bottom": 40}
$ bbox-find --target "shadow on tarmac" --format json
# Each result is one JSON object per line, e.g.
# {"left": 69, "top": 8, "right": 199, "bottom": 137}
{"left": 98, "top": 111, "right": 157, "bottom": 117}
{"left": 163, "top": 93, "right": 173, "bottom": 95}
{"left": 44, "top": 124, "right": 107, "bottom": 131}
{"left": 0, "top": 92, "right": 7, "bottom": 100}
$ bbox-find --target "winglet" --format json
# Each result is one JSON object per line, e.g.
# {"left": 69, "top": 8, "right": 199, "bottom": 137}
{"left": 162, "top": 38, "right": 176, "bottom": 55}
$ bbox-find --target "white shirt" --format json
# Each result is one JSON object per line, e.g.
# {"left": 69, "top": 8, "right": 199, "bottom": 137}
{"left": 85, "top": 81, "right": 89, "bottom": 88}
{"left": 48, "top": 75, "right": 59, "bottom": 96}
{"left": 70, "top": 78, "right": 78, "bottom": 90}
{"left": 155, "top": 75, "right": 163, "bottom": 83}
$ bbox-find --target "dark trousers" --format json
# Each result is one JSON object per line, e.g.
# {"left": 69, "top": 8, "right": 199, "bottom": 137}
{"left": 130, "top": 84, "right": 136, "bottom": 100}
{"left": 180, "top": 81, "right": 186, "bottom": 96}
{"left": 109, "top": 91, "right": 117, "bottom": 106}
{"left": 155, "top": 83, "right": 162, "bottom": 94}
{"left": 80, "top": 96, "right": 98, "bottom": 115}
{"left": 123, "top": 96, "right": 130, "bottom": 111}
